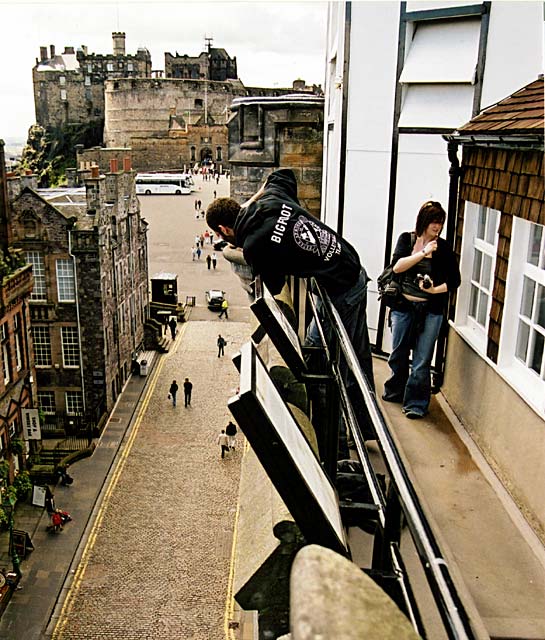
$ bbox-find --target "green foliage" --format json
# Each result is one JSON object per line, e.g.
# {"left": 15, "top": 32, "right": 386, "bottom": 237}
{"left": 13, "top": 471, "right": 32, "bottom": 500}
{"left": 20, "top": 121, "right": 104, "bottom": 187}
{"left": 9, "top": 438, "right": 24, "bottom": 456}
{"left": 0, "top": 247, "right": 26, "bottom": 280}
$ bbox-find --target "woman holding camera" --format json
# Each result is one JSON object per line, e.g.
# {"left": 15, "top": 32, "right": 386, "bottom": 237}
{"left": 382, "top": 201, "right": 460, "bottom": 419}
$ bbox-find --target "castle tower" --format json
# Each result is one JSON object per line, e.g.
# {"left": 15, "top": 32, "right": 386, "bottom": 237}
{"left": 112, "top": 32, "right": 126, "bottom": 56}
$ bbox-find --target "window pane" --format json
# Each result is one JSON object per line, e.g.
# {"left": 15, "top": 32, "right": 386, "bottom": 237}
{"left": 472, "top": 249, "right": 482, "bottom": 282}
{"left": 476, "top": 207, "right": 486, "bottom": 240}
{"left": 485, "top": 209, "right": 498, "bottom": 245}
{"left": 38, "top": 391, "right": 56, "bottom": 414}
{"left": 529, "top": 330, "right": 544, "bottom": 375}
{"left": 32, "top": 326, "right": 51, "bottom": 366}
{"left": 65, "top": 391, "right": 83, "bottom": 415}
{"left": 56, "top": 259, "right": 75, "bottom": 302}
{"left": 527, "top": 224, "right": 543, "bottom": 266}
{"left": 536, "top": 285, "right": 545, "bottom": 330}
{"left": 26, "top": 251, "right": 47, "bottom": 300}
{"left": 516, "top": 321, "right": 530, "bottom": 362}
{"left": 477, "top": 290, "right": 488, "bottom": 326}
{"left": 482, "top": 253, "right": 492, "bottom": 290}
{"left": 61, "top": 327, "right": 80, "bottom": 367}
{"left": 520, "top": 277, "right": 535, "bottom": 318}
{"left": 469, "top": 284, "right": 479, "bottom": 318}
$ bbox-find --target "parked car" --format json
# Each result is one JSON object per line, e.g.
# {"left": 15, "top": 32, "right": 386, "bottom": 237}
{"left": 205, "top": 289, "right": 225, "bottom": 310}
{"left": 213, "top": 239, "right": 228, "bottom": 251}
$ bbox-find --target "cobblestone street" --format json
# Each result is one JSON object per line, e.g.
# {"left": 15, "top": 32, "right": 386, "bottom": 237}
{"left": 51, "top": 320, "right": 249, "bottom": 639}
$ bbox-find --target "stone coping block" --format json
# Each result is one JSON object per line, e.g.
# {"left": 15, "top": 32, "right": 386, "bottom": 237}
{"left": 290, "top": 545, "right": 422, "bottom": 640}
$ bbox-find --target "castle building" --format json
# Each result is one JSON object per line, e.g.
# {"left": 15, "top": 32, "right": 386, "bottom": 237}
{"left": 33, "top": 33, "right": 151, "bottom": 130}
{"left": 0, "top": 142, "right": 37, "bottom": 479}
{"left": 165, "top": 39, "right": 237, "bottom": 81}
{"left": 7, "top": 159, "right": 149, "bottom": 435}
{"left": 32, "top": 34, "right": 322, "bottom": 174}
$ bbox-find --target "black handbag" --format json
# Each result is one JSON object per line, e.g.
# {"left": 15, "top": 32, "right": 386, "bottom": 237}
{"left": 377, "top": 265, "right": 403, "bottom": 308}
{"left": 378, "top": 232, "right": 416, "bottom": 308}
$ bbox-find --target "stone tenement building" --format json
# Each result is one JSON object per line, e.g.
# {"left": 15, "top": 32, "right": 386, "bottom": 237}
{"left": 0, "top": 142, "right": 37, "bottom": 479}
{"left": 33, "top": 32, "right": 151, "bottom": 130}
{"left": 7, "top": 160, "right": 149, "bottom": 433}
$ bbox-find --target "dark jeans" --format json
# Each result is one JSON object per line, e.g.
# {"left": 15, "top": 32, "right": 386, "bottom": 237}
{"left": 184, "top": 392, "right": 191, "bottom": 407}
{"left": 384, "top": 305, "right": 443, "bottom": 416}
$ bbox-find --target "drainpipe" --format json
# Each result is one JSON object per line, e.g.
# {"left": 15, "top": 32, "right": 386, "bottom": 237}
{"left": 68, "top": 229, "right": 86, "bottom": 416}
{"left": 432, "top": 138, "right": 462, "bottom": 389}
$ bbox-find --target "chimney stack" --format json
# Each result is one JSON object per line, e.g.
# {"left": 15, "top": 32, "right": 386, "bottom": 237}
{"left": 40, "top": 46, "right": 48, "bottom": 62}
{"left": 50, "top": 44, "right": 56, "bottom": 58}
{"left": 112, "top": 32, "right": 126, "bottom": 56}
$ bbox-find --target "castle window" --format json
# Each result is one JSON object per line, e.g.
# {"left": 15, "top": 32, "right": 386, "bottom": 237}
{"left": 60, "top": 89, "right": 67, "bottom": 101}
{"left": 107, "top": 62, "right": 114, "bottom": 72}
{"left": 128, "top": 62, "right": 133, "bottom": 72}
{"left": 194, "top": 98, "right": 203, "bottom": 108}
{"left": 59, "top": 76, "right": 66, "bottom": 86}
{"left": 216, "top": 147, "right": 222, "bottom": 161}
{"left": 85, "top": 76, "right": 91, "bottom": 86}
{"left": 190, "top": 146, "right": 196, "bottom": 162}
{"left": 24, "top": 217, "right": 37, "bottom": 238}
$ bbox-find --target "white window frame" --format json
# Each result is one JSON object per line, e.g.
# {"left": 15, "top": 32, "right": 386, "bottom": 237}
{"left": 38, "top": 391, "right": 56, "bottom": 415}
{"left": 26, "top": 251, "right": 47, "bottom": 300}
{"left": 499, "top": 218, "right": 545, "bottom": 415}
{"left": 65, "top": 391, "right": 83, "bottom": 415}
{"left": 56, "top": 259, "right": 75, "bottom": 302}
{"left": 454, "top": 202, "right": 500, "bottom": 352}
{"left": 32, "top": 326, "right": 52, "bottom": 367}
{"left": 61, "top": 326, "right": 80, "bottom": 368}
{"left": 14, "top": 332, "right": 22, "bottom": 372}
{"left": 60, "top": 89, "right": 67, "bottom": 101}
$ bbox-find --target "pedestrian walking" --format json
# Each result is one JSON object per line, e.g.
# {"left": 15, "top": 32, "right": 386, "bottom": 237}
{"left": 217, "top": 334, "right": 226, "bottom": 357}
{"left": 197, "top": 199, "right": 202, "bottom": 210}
{"left": 183, "top": 377, "right": 193, "bottom": 407}
{"left": 217, "top": 430, "right": 230, "bottom": 459}
{"left": 218, "top": 298, "right": 229, "bottom": 319}
{"left": 194, "top": 198, "right": 198, "bottom": 210}
{"left": 225, "top": 421, "right": 237, "bottom": 450}
{"left": 45, "top": 486, "right": 56, "bottom": 514}
{"left": 213, "top": 190, "right": 217, "bottom": 199}
{"left": 168, "top": 316, "right": 177, "bottom": 340}
{"left": 211, "top": 252, "right": 217, "bottom": 269}
{"left": 51, "top": 510, "right": 63, "bottom": 533}
{"left": 196, "top": 246, "right": 202, "bottom": 260}
{"left": 206, "top": 254, "right": 212, "bottom": 270}
{"left": 169, "top": 380, "right": 179, "bottom": 407}
{"left": 195, "top": 235, "right": 201, "bottom": 248}
{"left": 191, "top": 246, "right": 196, "bottom": 261}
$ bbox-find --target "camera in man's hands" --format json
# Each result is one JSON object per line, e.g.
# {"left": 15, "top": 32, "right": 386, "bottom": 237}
{"left": 416, "top": 274, "right": 432, "bottom": 290}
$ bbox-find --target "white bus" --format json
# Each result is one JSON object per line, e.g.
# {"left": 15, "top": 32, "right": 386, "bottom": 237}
{"left": 135, "top": 173, "right": 194, "bottom": 195}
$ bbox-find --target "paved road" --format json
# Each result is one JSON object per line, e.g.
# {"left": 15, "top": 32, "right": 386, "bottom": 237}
{"left": 47, "top": 180, "right": 252, "bottom": 638}
{"left": 144, "top": 176, "right": 251, "bottom": 324}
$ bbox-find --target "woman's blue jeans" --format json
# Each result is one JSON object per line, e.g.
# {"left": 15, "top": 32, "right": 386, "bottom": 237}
{"left": 384, "top": 306, "right": 443, "bottom": 416}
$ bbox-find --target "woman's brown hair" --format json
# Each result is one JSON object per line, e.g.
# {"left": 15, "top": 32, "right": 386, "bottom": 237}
{"left": 415, "top": 201, "right": 446, "bottom": 236}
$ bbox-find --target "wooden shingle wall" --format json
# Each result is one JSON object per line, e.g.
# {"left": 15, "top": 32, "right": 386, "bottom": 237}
{"left": 458, "top": 145, "right": 544, "bottom": 362}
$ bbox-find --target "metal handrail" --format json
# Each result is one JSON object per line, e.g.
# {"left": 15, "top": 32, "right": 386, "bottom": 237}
{"left": 310, "top": 278, "right": 476, "bottom": 640}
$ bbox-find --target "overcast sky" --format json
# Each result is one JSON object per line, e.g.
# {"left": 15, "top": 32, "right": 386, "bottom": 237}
{"left": 0, "top": 0, "right": 328, "bottom": 141}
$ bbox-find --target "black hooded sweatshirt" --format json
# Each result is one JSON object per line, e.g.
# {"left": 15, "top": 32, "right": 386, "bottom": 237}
{"left": 233, "top": 169, "right": 362, "bottom": 296}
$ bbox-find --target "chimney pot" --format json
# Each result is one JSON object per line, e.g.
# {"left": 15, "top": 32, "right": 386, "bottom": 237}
{"left": 123, "top": 157, "right": 132, "bottom": 172}
{"left": 110, "top": 158, "right": 119, "bottom": 173}
{"left": 40, "top": 46, "right": 48, "bottom": 62}
{"left": 50, "top": 44, "right": 56, "bottom": 58}
{"left": 91, "top": 165, "right": 100, "bottom": 178}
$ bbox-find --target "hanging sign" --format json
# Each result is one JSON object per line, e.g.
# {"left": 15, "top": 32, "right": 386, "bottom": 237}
{"left": 21, "top": 409, "right": 41, "bottom": 441}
